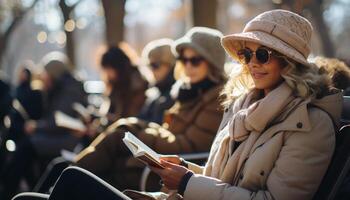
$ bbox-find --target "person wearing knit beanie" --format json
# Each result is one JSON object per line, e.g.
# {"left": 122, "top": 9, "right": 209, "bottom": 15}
{"left": 41, "top": 51, "right": 71, "bottom": 82}
{"left": 138, "top": 38, "right": 176, "bottom": 124}
{"left": 141, "top": 38, "right": 176, "bottom": 85}
{"left": 173, "top": 26, "right": 226, "bottom": 83}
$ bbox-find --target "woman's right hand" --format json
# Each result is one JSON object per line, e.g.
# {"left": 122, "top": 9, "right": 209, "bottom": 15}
{"left": 160, "top": 155, "right": 182, "bottom": 165}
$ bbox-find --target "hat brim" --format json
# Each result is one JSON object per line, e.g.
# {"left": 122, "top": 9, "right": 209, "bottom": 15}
{"left": 221, "top": 31, "right": 310, "bottom": 67}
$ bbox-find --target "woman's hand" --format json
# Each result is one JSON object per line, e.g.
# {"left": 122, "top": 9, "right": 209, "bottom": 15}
{"left": 150, "top": 159, "right": 190, "bottom": 190}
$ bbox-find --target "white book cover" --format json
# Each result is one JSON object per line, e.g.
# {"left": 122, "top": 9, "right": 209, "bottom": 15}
{"left": 54, "top": 111, "right": 86, "bottom": 132}
{"left": 72, "top": 102, "right": 91, "bottom": 121}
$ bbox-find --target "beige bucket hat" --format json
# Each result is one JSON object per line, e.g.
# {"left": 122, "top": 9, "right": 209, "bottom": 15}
{"left": 221, "top": 9, "right": 313, "bottom": 67}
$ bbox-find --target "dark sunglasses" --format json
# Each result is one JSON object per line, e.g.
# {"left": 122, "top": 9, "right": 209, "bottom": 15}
{"left": 237, "top": 47, "right": 274, "bottom": 64}
{"left": 178, "top": 56, "right": 204, "bottom": 66}
{"left": 149, "top": 62, "right": 162, "bottom": 70}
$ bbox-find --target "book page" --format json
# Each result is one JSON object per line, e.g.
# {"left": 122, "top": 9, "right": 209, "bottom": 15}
{"left": 123, "top": 132, "right": 163, "bottom": 168}
{"left": 72, "top": 102, "right": 91, "bottom": 121}
{"left": 54, "top": 111, "right": 86, "bottom": 132}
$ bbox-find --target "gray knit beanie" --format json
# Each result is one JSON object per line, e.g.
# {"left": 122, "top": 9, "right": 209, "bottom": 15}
{"left": 173, "top": 27, "right": 226, "bottom": 77}
{"left": 142, "top": 38, "right": 176, "bottom": 67}
{"left": 40, "top": 51, "right": 71, "bottom": 81}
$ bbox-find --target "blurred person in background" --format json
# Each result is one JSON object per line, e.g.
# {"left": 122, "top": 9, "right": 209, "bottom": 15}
{"left": 314, "top": 56, "right": 350, "bottom": 95}
{"left": 74, "top": 46, "right": 148, "bottom": 146}
{"left": 0, "top": 52, "right": 87, "bottom": 200}
{"left": 0, "top": 62, "right": 43, "bottom": 174}
{"left": 0, "top": 76, "right": 12, "bottom": 135}
{"left": 138, "top": 38, "right": 177, "bottom": 124}
{"left": 74, "top": 27, "right": 227, "bottom": 190}
{"left": 98, "top": 46, "right": 148, "bottom": 123}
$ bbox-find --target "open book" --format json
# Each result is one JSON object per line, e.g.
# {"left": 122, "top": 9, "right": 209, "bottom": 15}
{"left": 72, "top": 102, "right": 91, "bottom": 122}
{"left": 123, "top": 132, "right": 165, "bottom": 168}
{"left": 54, "top": 111, "right": 86, "bottom": 132}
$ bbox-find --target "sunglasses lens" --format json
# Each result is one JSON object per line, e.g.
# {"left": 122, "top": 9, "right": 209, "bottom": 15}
{"left": 256, "top": 48, "right": 270, "bottom": 64}
{"left": 237, "top": 49, "right": 252, "bottom": 64}
{"left": 190, "top": 57, "right": 203, "bottom": 66}
{"left": 179, "top": 56, "right": 203, "bottom": 66}
{"left": 150, "top": 63, "right": 160, "bottom": 69}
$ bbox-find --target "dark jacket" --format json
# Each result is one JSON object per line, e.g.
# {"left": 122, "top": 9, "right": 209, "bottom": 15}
{"left": 35, "top": 73, "right": 87, "bottom": 135}
{"left": 138, "top": 71, "right": 175, "bottom": 124}
{"left": 137, "top": 82, "right": 224, "bottom": 154}
{"left": 8, "top": 82, "right": 43, "bottom": 141}
{"left": 102, "top": 67, "right": 148, "bottom": 123}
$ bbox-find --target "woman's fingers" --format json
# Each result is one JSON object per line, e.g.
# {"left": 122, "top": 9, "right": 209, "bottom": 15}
{"left": 160, "top": 155, "right": 181, "bottom": 165}
{"left": 160, "top": 159, "right": 178, "bottom": 167}
{"left": 149, "top": 160, "right": 189, "bottom": 190}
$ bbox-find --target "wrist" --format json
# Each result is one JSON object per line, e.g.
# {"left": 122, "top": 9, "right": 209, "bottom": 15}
{"left": 177, "top": 171, "right": 194, "bottom": 196}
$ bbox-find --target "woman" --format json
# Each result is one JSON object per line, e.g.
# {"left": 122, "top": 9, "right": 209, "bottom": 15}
{"left": 98, "top": 46, "right": 148, "bottom": 122}
{"left": 137, "top": 38, "right": 177, "bottom": 124}
{"left": 73, "top": 27, "right": 227, "bottom": 190}
{"left": 148, "top": 9, "right": 342, "bottom": 200}
{"left": 12, "top": 10, "right": 341, "bottom": 200}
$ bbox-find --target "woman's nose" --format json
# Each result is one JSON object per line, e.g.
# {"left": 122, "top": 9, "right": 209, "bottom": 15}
{"left": 248, "top": 56, "right": 261, "bottom": 68}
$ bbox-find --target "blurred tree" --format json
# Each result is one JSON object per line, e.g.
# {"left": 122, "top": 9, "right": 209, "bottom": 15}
{"left": 192, "top": 0, "right": 217, "bottom": 28}
{"left": 59, "top": 0, "right": 78, "bottom": 66}
{"left": 307, "top": 0, "right": 335, "bottom": 57}
{"left": 0, "top": 0, "right": 38, "bottom": 69}
{"left": 274, "top": 0, "right": 335, "bottom": 57}
{"left": 101, "top": 0, "right": 126, "bottom": 46}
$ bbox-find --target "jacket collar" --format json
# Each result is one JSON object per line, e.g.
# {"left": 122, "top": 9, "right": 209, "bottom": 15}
{"left": 250, "top": 99, "right": 312, "bottom": 154}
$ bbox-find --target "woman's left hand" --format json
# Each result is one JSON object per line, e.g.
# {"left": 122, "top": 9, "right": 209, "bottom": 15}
{"left": 150, "top": 159, "right": 190, "bottom": 190}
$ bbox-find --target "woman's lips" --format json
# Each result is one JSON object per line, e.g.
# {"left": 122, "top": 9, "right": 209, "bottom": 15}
{"left": 251, "top": 72, "right": 268, "bottom": 79}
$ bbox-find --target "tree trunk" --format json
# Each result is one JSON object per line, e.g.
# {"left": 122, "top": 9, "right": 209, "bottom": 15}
{"left": 274, "top": 0, "right": 334, "bottom": 57}
{"left": 101, "top": 0, "right": 126, "bottom": 46}
{"left": 308, "top": 1, "right": 335, "bottom": 57}
{"left": 59, "top": 0, "right": 76, "bottom": 67}
{"left": 192, "top": 0, "right": 217, "bottom": 28}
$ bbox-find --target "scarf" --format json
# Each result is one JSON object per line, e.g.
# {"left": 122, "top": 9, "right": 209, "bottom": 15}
{"left": 204, "top": 82, "right": 295, "bottom": 183}
{"left": 176, "top": 78, "right": 216, "bottom": 102}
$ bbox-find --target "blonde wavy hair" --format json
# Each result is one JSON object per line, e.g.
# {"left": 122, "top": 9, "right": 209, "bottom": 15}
{"left": 221, "top": 53, "right": 332, "bottom": 109}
